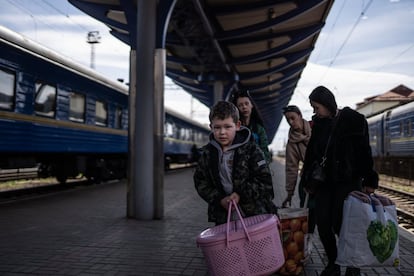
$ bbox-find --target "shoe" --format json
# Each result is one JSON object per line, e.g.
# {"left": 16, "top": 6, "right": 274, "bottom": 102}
{"left": 345, "top": 267, "right": 361, "bottom": 276}
{"left": 320, "top": 263, "right": 340, "bottom": 276}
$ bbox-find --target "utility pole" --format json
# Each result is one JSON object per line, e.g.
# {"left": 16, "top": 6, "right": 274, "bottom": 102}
{"left": 87, "top": 31, "right": 101, "bottom": 69}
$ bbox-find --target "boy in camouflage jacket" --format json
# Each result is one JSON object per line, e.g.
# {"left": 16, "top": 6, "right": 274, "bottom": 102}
{"left": 194, "top": 101, "right": 277, "bottom": 225}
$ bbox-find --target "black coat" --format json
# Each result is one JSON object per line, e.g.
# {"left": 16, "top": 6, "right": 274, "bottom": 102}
{"left": 301, "top": 107, "right": 376, "bottom": 201}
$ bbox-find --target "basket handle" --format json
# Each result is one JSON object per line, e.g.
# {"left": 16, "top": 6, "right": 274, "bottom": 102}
{"left": 226, "top": 200, "right": 251, "bottom": 247}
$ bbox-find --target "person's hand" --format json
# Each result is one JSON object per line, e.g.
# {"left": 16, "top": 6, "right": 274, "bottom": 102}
{"left": 220, "top": 192, "right": 240, "bottom": 210}
{"left": 282, "top": 195, "right": 292, "bottom": 208}
{"left": 363, "top": 186, "right": 376, "bottom": 194}
{"left": 304, "top": 186, "right": 314, "bottom": 195}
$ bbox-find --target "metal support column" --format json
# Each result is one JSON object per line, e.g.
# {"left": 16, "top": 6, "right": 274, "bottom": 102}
{"left": 213, "top": 81, "right": 224, "bottom": 103}
{"left": 154, "top": 49, "right": 165, "bottom": 219}
{"left": 127, "top": 0, "right": 157, "bottom": 219}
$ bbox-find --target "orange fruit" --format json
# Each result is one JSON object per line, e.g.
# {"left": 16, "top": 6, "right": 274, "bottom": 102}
{"left": 285, "top": 259, "right": 297, "bottom": 273}
{"left": 293, "top": 231, "right": 304, "bottom": 247}
{"left": 301, "top": 221, "right": 308, "bottom": 233}
{"left": 294, "top": 251, "right": 304, "bottom": 263}
{"left": 286, "top": 241, "right": 299, "bottom": 258}
{"left": 289, "top": 219, "right": 301, "bottom": 232}
{"left": 295, "top": 265, "right": 303, "bottom": 275}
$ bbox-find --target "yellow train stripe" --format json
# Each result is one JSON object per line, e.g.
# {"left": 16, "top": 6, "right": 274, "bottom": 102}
{"left": 0, "top": 111, "right": 127, "bottom": 136}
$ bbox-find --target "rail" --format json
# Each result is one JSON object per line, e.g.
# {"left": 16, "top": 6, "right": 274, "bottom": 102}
{"left": 377, "top": 184, "right": 414, "bottom": 233}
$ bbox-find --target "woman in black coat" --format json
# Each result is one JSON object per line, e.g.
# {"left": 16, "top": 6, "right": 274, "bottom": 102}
{"left": 299, "top": 86, "right": 378, "bottom": 276}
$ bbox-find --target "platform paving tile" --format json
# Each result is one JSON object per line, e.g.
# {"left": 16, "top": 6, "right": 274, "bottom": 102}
{"left": 0, "top": 160, "right": 413, "bottom": 275}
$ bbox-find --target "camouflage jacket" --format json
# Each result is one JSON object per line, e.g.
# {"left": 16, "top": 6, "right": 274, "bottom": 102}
{"left": 194, "top": 128, "right": 277, "bottom": 225}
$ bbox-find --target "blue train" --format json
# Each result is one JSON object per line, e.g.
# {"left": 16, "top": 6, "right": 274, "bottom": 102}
{"left": 0, "top": 26, "right": 209, "bottom": 183}
{"left": 367, "top": 101, "right": 414, "bottom": 178}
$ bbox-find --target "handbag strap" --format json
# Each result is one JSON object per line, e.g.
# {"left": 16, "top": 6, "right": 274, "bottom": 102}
{"left": 320, "top": 111, "right": 341, "bottom": 166}
{"left": 226, "top": 200, "right": 251, "bottom": 247}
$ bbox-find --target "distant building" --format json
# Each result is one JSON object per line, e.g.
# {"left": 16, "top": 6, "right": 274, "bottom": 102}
{"left": 356, "top": 84, "right": 414, "bottom": 117}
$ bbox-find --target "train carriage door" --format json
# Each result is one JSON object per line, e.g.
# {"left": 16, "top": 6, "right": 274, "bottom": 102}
{"left": 379, "top": 114, "right": 384, "bottom": 156}
{"left": 384, "top": 110, "right": 392, "bottom": 155}
{"left": 114, "top": 106, "right": 123, "bottom": 129}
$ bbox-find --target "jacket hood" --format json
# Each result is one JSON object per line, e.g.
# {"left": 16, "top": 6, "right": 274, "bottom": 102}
{"left": 209, "top": 126, "right": 251, "bottom": 151}
{"left": 288, "top": 119, "right": 311, "bottom": 144}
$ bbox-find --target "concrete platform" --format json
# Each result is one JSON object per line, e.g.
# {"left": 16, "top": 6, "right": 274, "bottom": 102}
{"left": 0, "top": 159, "right": 413, "bottom": 275}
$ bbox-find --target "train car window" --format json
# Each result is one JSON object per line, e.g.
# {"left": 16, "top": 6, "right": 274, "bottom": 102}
{"left": 95, "top": 100, "right": 107, "bottom": 126}
{"left": 169, "top": 123, "right": 175, "bottom": 138}
{"left": 196, "top": 132, "right": 203, "bottom": 143}
{"left": 189, "top": 128, "right": 194, "bottom": 141}
{"left": 371, "top": 128, "right": 377, "bottom": 142}
{"left": 34, "top": 83, "right": 56, "bottom": 117}
{"left": 163, "top": 122, "right": 168, "bottom": 137}
{"left": 69, "top": 92, "right": 85, "bottom": 123}
{"left": 200, "top": 130, "right": 207, "bottom": 143}
{"left": 185, "top": 128, "right": 190, "bottom": 140}
{"left": 404, "top": 120, "right": 411, "bottom": 136}
{"left": 114, "top": 106, "right": 122, "bottom": 129}
{"left": 124, "top": 109, "right": 129, "bottom": 129}
{"left": 0, "top": 68, "right": 15, "bottom": 110}
{"left": 165, "top": 121, "right": 174, "bottom": 137}
{"left": 180, "top": 127, "right": 186, "bottom": 140}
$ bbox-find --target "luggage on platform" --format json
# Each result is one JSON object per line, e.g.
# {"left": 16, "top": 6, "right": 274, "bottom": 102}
{"left": 196, "top": 200, "right": 284, "bottom": 276}
{"left": 277, "top": 206, "right": 310, "bottom": 275}
{"left": 336, "top": 191, "right": 400, "bottom": 268}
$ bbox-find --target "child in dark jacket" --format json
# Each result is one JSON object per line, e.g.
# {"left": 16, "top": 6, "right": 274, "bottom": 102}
{"left": 194, "top": 101, "right": 277, "bottom": 225}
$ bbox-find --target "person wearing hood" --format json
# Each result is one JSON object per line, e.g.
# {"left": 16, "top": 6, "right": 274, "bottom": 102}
{"left": 299, "top": 86, "right": 377, "bottom": 276}
{"left": 194, "top": 101, "right": 277, "bottom": 225}
{"left": 282, "top": 105, "right": 312, "bottom": 208}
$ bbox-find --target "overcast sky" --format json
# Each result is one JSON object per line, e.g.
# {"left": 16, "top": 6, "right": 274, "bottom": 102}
{"left": 1, "top": 0, "right": 413, "bottom": 151}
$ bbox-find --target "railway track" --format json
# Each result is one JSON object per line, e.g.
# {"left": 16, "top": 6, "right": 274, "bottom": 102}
{"left": 0, "top": 162, "right": 196, "bottom": 183}
{"left": 0, "top": 164, "right": 196, "bottom": 203}
{"left": 0, "top": 177, "right": 94, "bottom": 204}
{"left": 377, "top": 184, "right": 414, "bottom": 233}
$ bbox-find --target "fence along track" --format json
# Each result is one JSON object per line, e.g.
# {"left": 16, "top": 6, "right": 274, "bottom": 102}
{"left": 0, "top": 167, "right": 38, "bottom": 182}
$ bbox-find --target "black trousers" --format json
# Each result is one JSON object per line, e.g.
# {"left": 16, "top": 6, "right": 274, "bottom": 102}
{"left": 299, "top": 181, "right": 316, "bottom": 233}
{"left": 314, "top": 187, "right": 345, "bottom": 264}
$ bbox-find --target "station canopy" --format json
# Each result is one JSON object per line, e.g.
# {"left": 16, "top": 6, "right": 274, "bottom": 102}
{"left": 69, "top": 0, "right": 334, "bottom": 142}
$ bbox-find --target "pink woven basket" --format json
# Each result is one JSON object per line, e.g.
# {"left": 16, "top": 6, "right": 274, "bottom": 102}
{"left": 196, "top": 200, "right": 285, "bottom": 276}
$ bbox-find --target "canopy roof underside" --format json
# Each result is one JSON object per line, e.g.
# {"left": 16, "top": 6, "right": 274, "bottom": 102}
{"left": 69, "top": 0, "right": 334, "bottom": 141}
